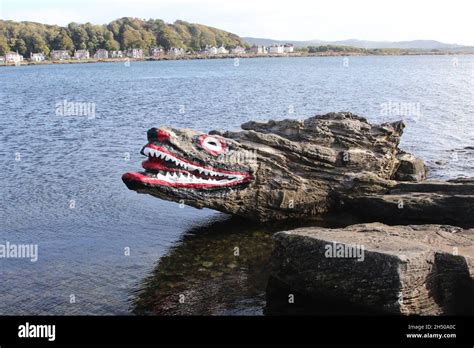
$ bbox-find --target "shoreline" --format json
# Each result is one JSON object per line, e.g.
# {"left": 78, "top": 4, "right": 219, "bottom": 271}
{"left": 2, "top": 51, "right": 473, "bottom": 67}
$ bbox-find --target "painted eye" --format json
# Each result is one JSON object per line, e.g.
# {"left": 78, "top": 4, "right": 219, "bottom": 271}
{"left": 199, "top": 135, "right": 225, "bottom": 155}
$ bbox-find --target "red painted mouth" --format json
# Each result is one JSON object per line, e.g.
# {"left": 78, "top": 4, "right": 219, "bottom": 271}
{"left": 122, "top": 144, "right": 252, "bottom": 188}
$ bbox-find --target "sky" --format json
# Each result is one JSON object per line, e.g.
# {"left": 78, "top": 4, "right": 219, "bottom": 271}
{"left": 1, "top": 0, "right": 473, "bottom": 45}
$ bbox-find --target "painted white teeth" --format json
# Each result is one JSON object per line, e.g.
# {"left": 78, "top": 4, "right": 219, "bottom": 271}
{"left": 144, "top": 147, "right": 246, "bottom": 185}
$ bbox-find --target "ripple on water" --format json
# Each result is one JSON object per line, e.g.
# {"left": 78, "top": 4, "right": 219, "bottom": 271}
{"left": 1, "top": 56, "right": 473, "bottom": 314}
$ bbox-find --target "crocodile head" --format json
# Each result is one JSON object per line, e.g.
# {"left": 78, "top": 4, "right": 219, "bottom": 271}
{"left": 123, "top": 127, "right": 253, "bottom": 188}
{"left": 123, "top": 112, "right": 415, "bottom": 221}
{"left": 122, "top": 125, "right": 258, "bottom": 215}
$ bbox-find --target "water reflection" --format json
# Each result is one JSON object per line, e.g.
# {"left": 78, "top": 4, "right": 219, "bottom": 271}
{"left": 131, "top": 216, "right": 275, "bottom": 315}
{"left": 131, "top": 214, "right": 360, "bottom": 315}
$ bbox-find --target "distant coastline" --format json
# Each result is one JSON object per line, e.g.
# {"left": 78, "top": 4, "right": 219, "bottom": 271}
{"left": 2, "top": 17, "right": 473, "bottom": 68}
{"left": 2, "top": 50, "right": 473, "bottom": 67}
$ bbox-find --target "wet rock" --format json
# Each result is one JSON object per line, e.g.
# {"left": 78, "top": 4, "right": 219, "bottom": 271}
{"left": 393, "top": 152, "right": 426, "bottom": 181}
{"left": 269, "top": 223, "right": 474, "bottom": 315}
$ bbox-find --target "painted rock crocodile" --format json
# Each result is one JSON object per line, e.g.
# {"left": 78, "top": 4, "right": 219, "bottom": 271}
{"left": 122, "top": 112, "right": 473, "bottom": 225}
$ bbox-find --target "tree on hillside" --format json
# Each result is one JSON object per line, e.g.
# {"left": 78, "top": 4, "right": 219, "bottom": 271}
{"left": 187, "top": 25, "right": 202, "bottom": 51}
{"left": 52, "top": 29, "right": 75, "bottom": 52}
{"left": 0, "top": 35, "right": 10, "bottom": 55}
{"left": 83, "top": 23, "right": 106, "bottom": 52}
{"left": 107, "top": 22, "right": 121, "bottom": 38}
{"left": 24, "top": 32, "right": 50, "bottom": 55}
{"left": 156, "top": 26, "right": 183, "bottom": 50}
{"left": 68, "top": 23, "right": 89, "bottom": 49}
{"left": 173, "top": 21, "right": 192, "bottom": 48}
{"left": 12, "top": 38, "right": 27, "bottom": 55}
{"left": 141, "top": 30, "right": 156, "bottom": 49}
{"left": 104, "top": 31, "right": 120, "bottom": 51}
{"left": 146, "top": 19, "right": 166, "bottom": 34}
{"left": 197, "top": 26, "right": 217, "bottom": 48}
{"left": 121, "top": 24, "right": 144, "bottom": 49}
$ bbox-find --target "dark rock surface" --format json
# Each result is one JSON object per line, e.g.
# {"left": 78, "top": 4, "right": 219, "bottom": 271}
{"left": 394, "top": 152, "right": 427, "bottom": 182}
{"left": 270, "top": 223, "right": 474, "bottom": 315}
{"left": 341, "top": 178, "right": 474, "bottom": 227}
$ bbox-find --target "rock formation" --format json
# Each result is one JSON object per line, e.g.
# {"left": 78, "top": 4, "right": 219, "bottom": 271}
{"left": 270, "top": 223, "right": 474, "bottom": 315}
{"left": 122, "top": 112, "right": 474, "bottom": 315}
{"left": 124, "top": 112, "right": 473, "bottom": 224}
{"left": 343, "top": 178, "right": 474, "bottom": 227}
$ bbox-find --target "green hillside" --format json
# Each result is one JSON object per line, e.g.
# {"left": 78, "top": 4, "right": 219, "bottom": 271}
{"left": 0, "top": 17, "right": 245, "bottom": 56}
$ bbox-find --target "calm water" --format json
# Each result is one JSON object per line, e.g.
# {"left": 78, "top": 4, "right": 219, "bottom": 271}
{"left": 1, "top": 56, "right": 473, "bottom": 315}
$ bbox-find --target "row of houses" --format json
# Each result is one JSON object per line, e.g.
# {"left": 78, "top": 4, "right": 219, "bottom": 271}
{"left": 50, "top": 48, "right": 185, "bottom": 60}
{"left": 0, "top": 44, "right": 296, "bottom": 64}
{"left": 0, "top": 48, "right": 159, "bottom": 63}
{"left": 0, "top": 51, "right": 24, "bottom": 64}
{"left": 251, "top": 44, "right": 294, "bottom": 54}
{"left": 199, "top": 44, "right": 294, "bottom": 55}
{"left": 201, "top": 45, "right": 230, "bottom": 55}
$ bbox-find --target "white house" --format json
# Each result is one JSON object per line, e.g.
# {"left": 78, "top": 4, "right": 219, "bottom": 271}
{"left": 125, "top": 49, "right": 143, "bottom": 59}
{"left": 30, "top": 52, "right": 45, "bottom": 62}
{"left": 217, "top": 46, "right": 228, "bottom": 54}
{"left": 204, "top": 46, "right": 218, "bottom": 55}
{"left": 268, "top": 45, "right": 285, "bottom": 54}
{"left": 249, "top": 45, "right": 266, "bottom": 54}
{"left": 51, "top": 50, "right": 70, "bottom": 60}
{"left": 5, "top": 51, "right": 24, "bottom": 63}
{"left": 73, "top": 50, "right": 89, "bottom": 59}
{"left": 283, "top": 44, "right": 294, "bottom": 53}
{"left": 168, "top": 47, "right": 185, "bottom": 56}
{"left": 110, "top": 50, "right": 124, "bottom": 58}
{"left": 0, "top": 56, "right": 5, "bottom": 64}
{"left": 231, "top": 46, "right": 246, "bottom": 54}
{"left": 150, "top": 47, "right": 165, "bottom": 57}
{"left": 94, "top": 49, "right": 108, "bottom": 59}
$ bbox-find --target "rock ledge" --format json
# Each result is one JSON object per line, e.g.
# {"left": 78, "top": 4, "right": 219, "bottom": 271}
{"left": 270, "top": 223, "right": 474, "bottom": 315}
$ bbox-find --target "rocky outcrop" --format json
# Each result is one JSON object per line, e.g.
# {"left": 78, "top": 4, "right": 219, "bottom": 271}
{"left": 123, "top": 112, "right": 474, "bottom": 225}
{"left": 340, "top": 177, "right": 474, "bottom": 227}
{"left": 122, "top": 112, "right": 474, "bottom": 315}
{"left": 124, "top": 112, "right": 474, "bottom": 224}
{"left": 270, "top": 223, "right": 474, "bottom": 315}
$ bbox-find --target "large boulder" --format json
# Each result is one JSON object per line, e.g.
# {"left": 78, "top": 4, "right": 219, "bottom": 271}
{"left": 394, "top": 152, "right": 427, "bottom": 182}
{"left": 270, "top": 223, "right": 474, "bottom": 315}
